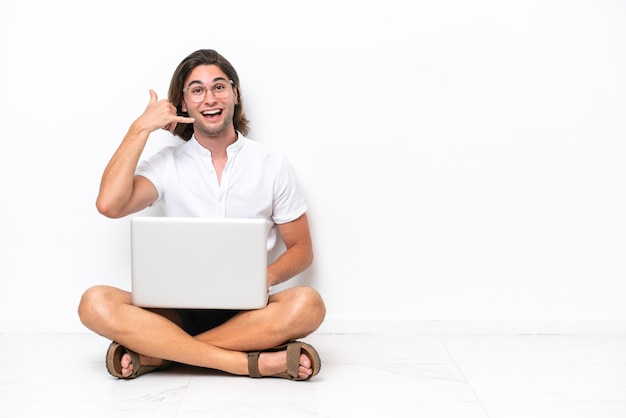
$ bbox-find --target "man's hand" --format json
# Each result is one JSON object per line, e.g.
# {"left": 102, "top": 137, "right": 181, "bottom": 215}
{"left": 135, "top": 89, "right": 195, "bottom": 133}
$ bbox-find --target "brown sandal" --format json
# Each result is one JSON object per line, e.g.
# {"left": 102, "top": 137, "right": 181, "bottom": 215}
{"left": 247, "top": 341, "right": 321, "bottom": 381}
{"left": 105, "top": 341, "right": 172, "bottom": 379}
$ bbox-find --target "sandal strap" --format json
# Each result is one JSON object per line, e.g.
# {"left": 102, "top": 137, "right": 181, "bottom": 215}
{"left": 247, "top": 351, "right": 262, "bottom": 378}
{"left": 247, "top": 341, "right": 320, "bottom": 381}
{"left": 285, "top": 343, "right": 301, "bottom": 379}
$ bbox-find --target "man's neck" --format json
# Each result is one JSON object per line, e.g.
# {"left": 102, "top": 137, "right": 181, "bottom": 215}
{"left": 195, "top": 129, "right": 238, "bottom": 158}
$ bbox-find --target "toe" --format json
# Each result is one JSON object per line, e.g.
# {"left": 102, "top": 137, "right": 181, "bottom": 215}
{"left": 298, "top": 366, "right": 312, "bottom": 379}
{"left": 121, "top": 353, "right": 133, "bottom": 378}
{"left": 300, "top": 353, "right": 311, "bottom": 369}
{"left": 299, "top": 353, "right": 313, "bottom": 379}
{"left": 121, "top": 353, "right": 132, "bottom": 369}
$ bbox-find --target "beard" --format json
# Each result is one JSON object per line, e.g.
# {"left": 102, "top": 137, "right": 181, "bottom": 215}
{"left": 192, "top": 104, "right": 235, "bottom": 138}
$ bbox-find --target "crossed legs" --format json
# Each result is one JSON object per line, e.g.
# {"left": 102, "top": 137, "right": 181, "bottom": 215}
{"left": 78, "top": 285, "right": 326, "bottom": 379}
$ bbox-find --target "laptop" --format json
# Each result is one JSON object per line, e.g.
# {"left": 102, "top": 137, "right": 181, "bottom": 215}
{"left": 130, "top": 217, "right": 269, "bottom": 309}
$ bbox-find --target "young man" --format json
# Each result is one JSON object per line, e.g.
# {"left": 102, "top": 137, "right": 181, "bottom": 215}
{"left": 78, "top": 49, "right": 326, "bottom": 381}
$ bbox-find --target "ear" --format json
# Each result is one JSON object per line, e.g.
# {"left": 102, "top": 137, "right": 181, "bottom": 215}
{"left": 181, "top": 99, "right": 187, "bottom": 113}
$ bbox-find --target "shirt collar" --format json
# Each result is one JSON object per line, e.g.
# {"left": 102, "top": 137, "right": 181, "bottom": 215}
{"left": 191, "top": 131, "right": 244, "bottom": 156}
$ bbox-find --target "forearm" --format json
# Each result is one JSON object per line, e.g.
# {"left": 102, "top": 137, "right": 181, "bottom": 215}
{"left": 266, "top": 243, "right": 313, "bottom": 288}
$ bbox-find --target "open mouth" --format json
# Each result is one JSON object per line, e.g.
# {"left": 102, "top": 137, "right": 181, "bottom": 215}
{"left": 202, "top": 109, "right": 222, "bottom": 118}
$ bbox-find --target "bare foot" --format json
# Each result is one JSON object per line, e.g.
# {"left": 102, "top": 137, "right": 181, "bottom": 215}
{"left": 120, "top": 352, "right": 164, "bottom": 378}
{"left": 257, "top": 350, "right": 313, "bottom": 379}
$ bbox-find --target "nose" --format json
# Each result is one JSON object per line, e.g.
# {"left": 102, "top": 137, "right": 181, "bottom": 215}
{"left": 203, "top": 89, "right": 218, "bottom": 104}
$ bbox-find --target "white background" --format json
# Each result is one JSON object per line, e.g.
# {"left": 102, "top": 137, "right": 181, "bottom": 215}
{"left": 1, "top": 0, "right": 625, "bottom": 333}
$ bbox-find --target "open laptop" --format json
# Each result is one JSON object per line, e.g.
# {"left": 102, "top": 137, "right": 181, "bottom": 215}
{"left": 130, "top": 217, "right": 269, "bottom": 310}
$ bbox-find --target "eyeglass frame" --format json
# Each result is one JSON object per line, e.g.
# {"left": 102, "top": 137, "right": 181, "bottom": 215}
{"left": 182, "top": 79, "right": 235, "bottom": 103}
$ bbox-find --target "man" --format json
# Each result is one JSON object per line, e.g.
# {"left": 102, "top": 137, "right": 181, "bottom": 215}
{"left": 78, "top": 49, "right": 326, "bottom": 381}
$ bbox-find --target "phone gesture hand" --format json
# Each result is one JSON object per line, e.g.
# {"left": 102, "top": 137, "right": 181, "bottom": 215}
{"left": 138, "top": 89, "right": 194, "bottom": 133}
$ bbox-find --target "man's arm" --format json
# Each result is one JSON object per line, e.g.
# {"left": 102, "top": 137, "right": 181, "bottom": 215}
{"left": 96, "top": 90, "right": 194, "bottom": 218}
{"left": 267, "top": 214, "right": 314, "bottom": 287}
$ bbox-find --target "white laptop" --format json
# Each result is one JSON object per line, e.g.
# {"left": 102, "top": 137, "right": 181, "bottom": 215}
{"left": 130, "top": 217, "right": 269, "bottom": 309}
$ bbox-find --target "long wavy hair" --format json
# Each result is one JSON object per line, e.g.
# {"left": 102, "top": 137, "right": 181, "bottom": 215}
{"left": 168, "top": 49, "right": 250, "bottom": 140}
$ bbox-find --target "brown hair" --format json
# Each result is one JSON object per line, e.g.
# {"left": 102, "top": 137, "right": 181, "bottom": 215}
{"left": 168, "top": 49, "right": 250, "bottom": 140}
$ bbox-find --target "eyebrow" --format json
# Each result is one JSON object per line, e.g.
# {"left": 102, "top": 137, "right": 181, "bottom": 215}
{"left": 186, "top": 77, "right": 228, "bottom": 87}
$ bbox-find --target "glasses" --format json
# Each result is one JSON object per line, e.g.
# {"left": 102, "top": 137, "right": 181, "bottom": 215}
{"left": 182, "top": 79, "right": 234, "bottom": 103}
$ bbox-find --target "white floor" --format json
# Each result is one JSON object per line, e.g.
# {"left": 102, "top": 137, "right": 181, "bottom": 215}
{"left": 1, "top": 332, "right": 625, "bottom": 418}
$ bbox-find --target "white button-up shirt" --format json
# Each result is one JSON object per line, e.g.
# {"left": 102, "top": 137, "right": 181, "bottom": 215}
{"left": 136, "top": 133, "right": 307, "bottom": 251}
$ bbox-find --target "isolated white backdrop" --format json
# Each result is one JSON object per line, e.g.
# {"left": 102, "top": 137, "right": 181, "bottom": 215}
{"left": 1, "top": 0, "right": 625, "bottom": 333}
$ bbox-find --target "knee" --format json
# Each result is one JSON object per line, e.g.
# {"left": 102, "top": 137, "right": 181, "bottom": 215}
{"left": 77, "top": 285, "right": 117, "bottom": 330}
{"left": 290, "top": 286, "right": 326, "bottom": 331}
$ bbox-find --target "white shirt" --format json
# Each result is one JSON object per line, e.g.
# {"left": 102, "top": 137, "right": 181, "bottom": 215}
{"left": 135, "top": 133, "right": 307, "bottom": 251}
